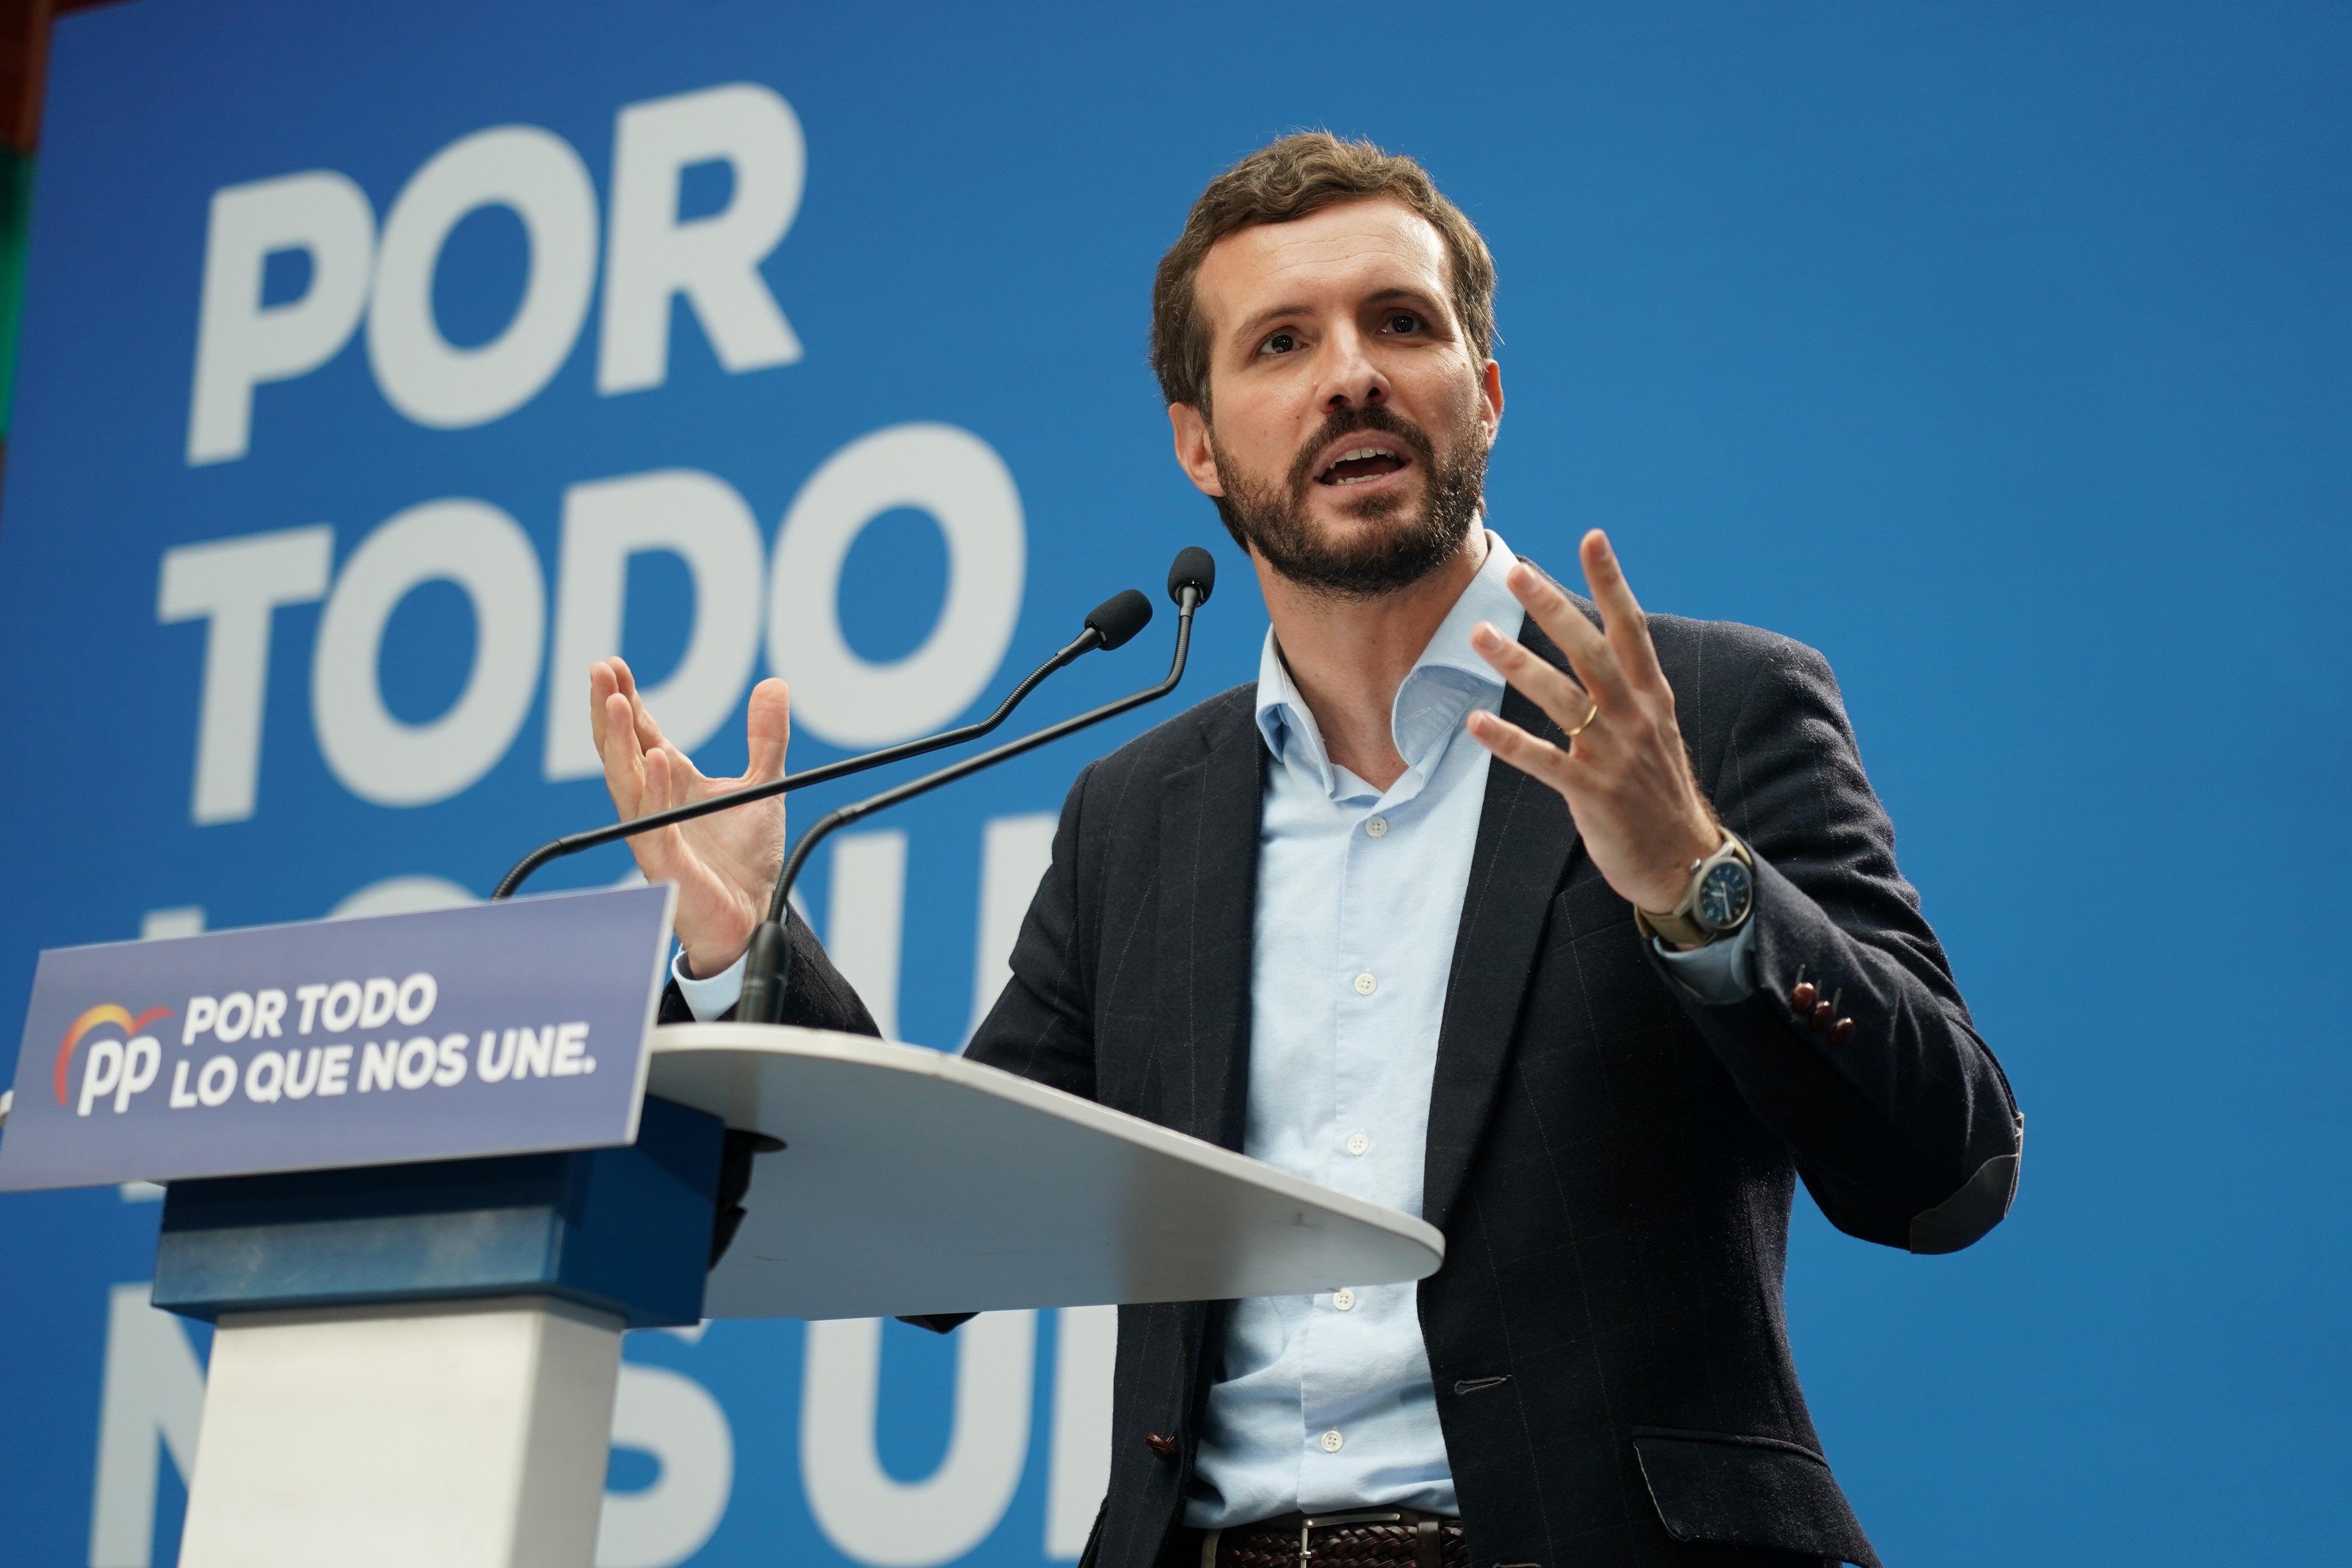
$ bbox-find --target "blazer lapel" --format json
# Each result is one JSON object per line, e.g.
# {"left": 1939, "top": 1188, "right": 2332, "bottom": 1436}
{"left": 1154, "top": 698, "right": 1266, "bottom": 1152}
{"left": 1422, "top": 615, "right": 1585, "bottom": 1233}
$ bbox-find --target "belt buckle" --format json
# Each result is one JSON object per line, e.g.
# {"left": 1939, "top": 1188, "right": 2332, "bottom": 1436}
{"left": 1297, "top": 1510, "right": 1405, "bottom": 1568}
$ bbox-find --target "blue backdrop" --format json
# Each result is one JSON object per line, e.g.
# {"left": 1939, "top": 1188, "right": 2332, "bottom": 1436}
{"left": 1, "top": 2, "right": 2345, "bottom": 1564}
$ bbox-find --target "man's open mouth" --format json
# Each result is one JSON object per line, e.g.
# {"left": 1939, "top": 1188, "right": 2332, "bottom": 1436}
{"left": 1315, "top": 441, "right": 1411, "bottom": 486}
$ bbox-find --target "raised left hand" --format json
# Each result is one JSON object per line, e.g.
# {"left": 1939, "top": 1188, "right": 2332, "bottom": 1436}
{"left": 589, "top": 657, "right": 792, "bottom": 979}
{"left": 1466, "top": 529, "right": 1722, "bottom": 919}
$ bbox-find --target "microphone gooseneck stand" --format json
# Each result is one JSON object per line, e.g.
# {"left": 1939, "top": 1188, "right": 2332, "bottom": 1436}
{"left": 735, "top": 548, "right": 1215, "bottom": 1025}
{"left": 489, "top": 589, "right": 1154, "bottom": 901}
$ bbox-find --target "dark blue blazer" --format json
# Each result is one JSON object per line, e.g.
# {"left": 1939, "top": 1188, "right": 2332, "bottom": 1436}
{"left": 672, "top": 610, "right": 2023, "bottom": 1568}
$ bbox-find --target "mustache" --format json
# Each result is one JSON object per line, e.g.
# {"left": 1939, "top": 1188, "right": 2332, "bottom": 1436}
{"left": 1285, "top": 404, "right": 1436, "bottom": 495}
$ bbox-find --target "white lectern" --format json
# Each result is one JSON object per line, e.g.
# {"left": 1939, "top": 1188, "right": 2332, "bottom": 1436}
{"left": 157, "top": 1023, "right": 1444, "bottom": 1568}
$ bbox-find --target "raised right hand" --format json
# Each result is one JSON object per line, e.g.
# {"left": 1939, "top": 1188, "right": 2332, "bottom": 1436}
{"left": 590, "top": 657, "right": 789, "bottom": 978}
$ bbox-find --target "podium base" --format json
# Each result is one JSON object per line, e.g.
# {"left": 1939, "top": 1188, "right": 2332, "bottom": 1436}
{"left": 178, "top": 1294, "right": 622, "bottom": 1568}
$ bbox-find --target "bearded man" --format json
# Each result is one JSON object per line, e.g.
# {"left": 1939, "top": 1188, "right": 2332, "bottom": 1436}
{"left": 588, "top": 134, "right": 2023, "bottom": 1568}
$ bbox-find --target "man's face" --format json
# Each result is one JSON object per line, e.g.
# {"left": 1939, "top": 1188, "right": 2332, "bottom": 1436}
{"left": 1169, "top": 198, "right": 1503, "bottom": 598}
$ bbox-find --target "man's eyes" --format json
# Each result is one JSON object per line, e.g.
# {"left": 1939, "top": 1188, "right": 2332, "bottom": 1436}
{"left": 1254, "top": 313, "right": 1422, "bottom": 356}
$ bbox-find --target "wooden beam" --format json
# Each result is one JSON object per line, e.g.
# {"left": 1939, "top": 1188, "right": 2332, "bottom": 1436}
{"left": 3, "top": 0, "right": 137, "bottom": 155}
{"left": 0, "top": 0, "right": 56, "bottom": 157}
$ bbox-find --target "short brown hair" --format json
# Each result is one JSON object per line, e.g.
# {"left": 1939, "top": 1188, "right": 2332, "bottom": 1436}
{"left": 1150, "top": 133, "right": 1497, "bottom": 413}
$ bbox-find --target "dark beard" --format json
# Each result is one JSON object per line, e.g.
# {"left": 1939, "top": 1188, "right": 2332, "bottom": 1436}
{"left": 1210, "top": 402, "right": 1487, "bottom": 599}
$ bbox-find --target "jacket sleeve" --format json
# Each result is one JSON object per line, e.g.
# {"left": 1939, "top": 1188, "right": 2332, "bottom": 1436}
{"left": 905, "top": 761, "right": 1102, "bottom": 1336}
{"left": 639, "top": 759, "right": 1098, "bottom": 1328}
{"left": 1655, "top": 633, "right": 2023, "bottom": 1253}
{"left": 957, "top": 760, "right": 1101, "bottom": 1101}
{"left": 656, "top": 905, "right": 881, "bottom": 1038}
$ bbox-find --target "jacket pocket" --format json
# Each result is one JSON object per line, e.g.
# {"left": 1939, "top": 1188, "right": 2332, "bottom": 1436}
{"left": 1545, "top": 872, "right": 1628, "bottom": 947}
{"left": 1630, "top": 1428, "right": 1879, "bottom": 1568}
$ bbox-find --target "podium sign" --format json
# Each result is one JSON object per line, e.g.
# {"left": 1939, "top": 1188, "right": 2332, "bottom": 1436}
{"left": 0, "top": 886, "right": 675, "bottom": 1192}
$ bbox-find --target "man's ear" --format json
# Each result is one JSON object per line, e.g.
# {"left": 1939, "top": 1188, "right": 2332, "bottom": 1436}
{"left": 1479, "top": 359, "right": 1505, "bottom": 450}
{"left": 1168, "top": 402, "right": 1226, "bottom": 498}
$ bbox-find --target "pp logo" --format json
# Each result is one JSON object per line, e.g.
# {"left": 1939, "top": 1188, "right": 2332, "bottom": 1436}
{"left": 55, "top": 1004, "right": 173, "bottom": 1117}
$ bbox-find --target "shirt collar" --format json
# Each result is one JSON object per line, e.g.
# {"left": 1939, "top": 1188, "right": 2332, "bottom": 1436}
{"left": 1254, "top": 531, "right": 1522, "bottom": 790}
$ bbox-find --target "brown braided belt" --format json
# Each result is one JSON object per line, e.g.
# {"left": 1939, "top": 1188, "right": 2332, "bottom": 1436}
{"left": 1199, "top": 1508, "right": 1468, "bottom": 1568}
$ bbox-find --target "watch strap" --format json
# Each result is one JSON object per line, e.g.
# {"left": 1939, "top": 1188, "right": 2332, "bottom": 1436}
{"left": 1634, "top": 902, "right": 1710, "bottom": 948}
{"left": 1634, "top": 833, "right": 1752, "bottom": 947}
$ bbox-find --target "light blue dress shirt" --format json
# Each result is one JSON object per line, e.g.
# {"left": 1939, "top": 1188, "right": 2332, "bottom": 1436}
{"left": 1183, "top": 533, "right": 1755, "bottom": 1524}
{"left": 674, "top": 531, "right": 1757, "bottom": 1523}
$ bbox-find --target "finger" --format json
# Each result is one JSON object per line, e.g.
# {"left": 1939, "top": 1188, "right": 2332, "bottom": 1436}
{"left": 1464, "top": 708, "right": 1581, "bottom": 795}
{"left": 1470, "top": 621, "right": 1603, "bottom": 740}
{"left": 629, "top": 748, "right": 683, "bottom": 878}
{"left": 643, "top": 740, "right": 683, "bottom": 816}
{"left": 1503, "top": 561, "right": 1633, "bottom": 712}
{"left": 743, "top": 678, "right": 792, "bottom": 783}
{"left": 617, "top": 663, "right": 707, "bottom": 796}
{"left": 598, "top": 689, "right": 647, "bottom": 817}
{"left": 1579, "top": 529, "right": 1664, "bottom": 687}
{"left": 607, "top": 656, "right": 672, "bottom": 756}
{"left": 587, "top": 659, "right": 618, "bottom": 755}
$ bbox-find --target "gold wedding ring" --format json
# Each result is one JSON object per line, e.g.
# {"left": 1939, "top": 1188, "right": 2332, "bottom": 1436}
{"left": 1564, "top": 698, "right": 1600, "bottom": 737}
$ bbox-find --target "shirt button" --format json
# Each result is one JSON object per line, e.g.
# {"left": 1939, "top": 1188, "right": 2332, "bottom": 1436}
{"left": 1364, "top": 815, "right": 1388, "bottom": 838}
{"left": 1353, "top": 972, "right": 1377, "bottom": 996}
{"left": 1345, "top": 1131, "right": 1370, "bottom": 1156}
{"left": 1320, "top": 1429, "right": 1345, "bottom": 1453}
{"left": 1333, "top": 1287, "right": 1357, "bottom": 1312}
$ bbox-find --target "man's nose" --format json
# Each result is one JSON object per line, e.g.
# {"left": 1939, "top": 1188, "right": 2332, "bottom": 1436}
{"left": 1317, "top": 323, "right": 1389, "bottom": 412}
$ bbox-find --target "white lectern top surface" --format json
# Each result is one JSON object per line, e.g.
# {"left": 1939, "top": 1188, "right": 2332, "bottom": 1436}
{"left": 647, "top": 1023, "right": 1445, "bottom": 1321}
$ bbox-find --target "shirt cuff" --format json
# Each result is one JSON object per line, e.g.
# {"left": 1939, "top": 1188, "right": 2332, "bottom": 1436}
{"left": 1652, "top": 917, "right": 1759, "bottom": 1006}
{"left": 672, "top": 948, "right": 748, "bottom": 1021}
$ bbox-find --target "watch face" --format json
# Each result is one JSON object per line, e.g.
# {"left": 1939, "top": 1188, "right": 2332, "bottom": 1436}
{"left": 1698, "top": 859, "right": 1753, "bottom": 931}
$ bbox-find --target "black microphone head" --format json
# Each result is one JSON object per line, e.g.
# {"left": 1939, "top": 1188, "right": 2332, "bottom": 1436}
{"left": 1084, "top": 588, "right": 1153, "bottom": 650}
{"left": 1168, "top": 546, "right": 1217, "bottom": 607}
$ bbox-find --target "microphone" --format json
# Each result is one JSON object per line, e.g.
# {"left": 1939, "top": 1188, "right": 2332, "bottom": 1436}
{"left": 491, "top": 588, "right": 1154, "bottom": 900}
{"left": 734, "top": 548, "right": 1215, "bottom": 1025}
{"left": 1086, "top": 588, "right": 1153, "bottom": 649}
{"left": 1168, "top": 544, "right": 1216, "bottom": 608}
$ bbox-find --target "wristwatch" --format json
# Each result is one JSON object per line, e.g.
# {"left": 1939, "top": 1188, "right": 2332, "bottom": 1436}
{"left": 1634, "top": 832, "right": 1755, "bottom": 948}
